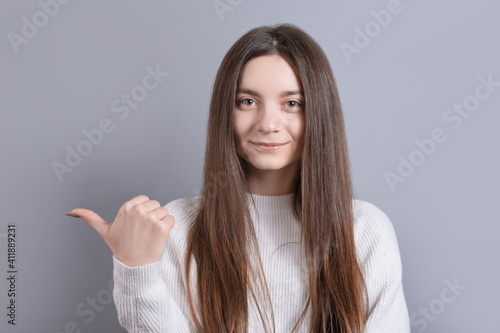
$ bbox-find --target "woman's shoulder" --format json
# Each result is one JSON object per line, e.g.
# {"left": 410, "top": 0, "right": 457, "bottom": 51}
{"left": 352, "top": 199, "right": 402, "bottom": 260}
{"left": 163, "top": 194, "right": 202, "bottom": 231}
{"left": 164, "top": 194, "right": 202, "bottom": 210}
{"left": 352, "top": 199, "right": 397, "bottom": 236}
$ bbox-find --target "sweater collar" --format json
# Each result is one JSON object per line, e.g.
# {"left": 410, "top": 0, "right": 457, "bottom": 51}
{"left": 246, "top": 192, "right": 294, "bottom": 214}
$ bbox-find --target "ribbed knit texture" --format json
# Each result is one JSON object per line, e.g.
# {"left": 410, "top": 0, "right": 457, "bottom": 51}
{"left": 112, "top": 193, "right": 411, "bottom": 332}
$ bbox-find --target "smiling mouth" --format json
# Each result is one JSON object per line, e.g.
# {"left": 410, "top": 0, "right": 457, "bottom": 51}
{"left": 250, "top": 141, "right": 288, "bottom": 151}
{"left": 250, "top": 141, "right": 287, "bottom": 146}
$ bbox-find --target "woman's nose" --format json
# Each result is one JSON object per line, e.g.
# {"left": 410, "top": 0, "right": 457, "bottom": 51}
{"left": 256, "top": 105, "right": 281, "bottom": 133}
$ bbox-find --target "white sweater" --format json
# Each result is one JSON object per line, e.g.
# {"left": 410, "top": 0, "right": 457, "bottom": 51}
{"left": 112, "top": 193, "right": 411, "bottom": 332}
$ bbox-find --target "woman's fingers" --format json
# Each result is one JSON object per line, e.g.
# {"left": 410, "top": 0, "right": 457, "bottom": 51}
{"left": 66, "top": 195, "right": 174, "bottom": 267}
{"left": 68, "top": 208, "right": 112, "bottom": 241}
{"left": 126, "top": 194, "right": 151, "bottom": 206}
{"left": 149, "top": 207, "right": 175, "bottom": 233}
{"left": 137, "top": 198, "right": 161, "bottom": 213}
{"left": 149, "top": 206, "right": 170, "bottom": 220}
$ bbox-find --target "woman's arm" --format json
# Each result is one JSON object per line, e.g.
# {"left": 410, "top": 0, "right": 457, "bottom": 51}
{"left": 113, "top": 257, "right": 171, "bottom": 332}
{"left": 354, "top": 200, "right": 411, "bottom": 333}
{"left": 67, "top": 195, "right": 197, "bottom": 332}
{"left": 112, "top": 255, "right": 193, "bottom": 332}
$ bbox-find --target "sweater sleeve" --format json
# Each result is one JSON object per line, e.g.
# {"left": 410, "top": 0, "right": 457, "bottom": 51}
{"left": 112, "top": 199, "right": 199, "bottom": 333}
{"left": 112, "top": 256, "right": 174, "bottom": 332}
{"left": 354, "top": 200, "right": 411, "bottom": 333}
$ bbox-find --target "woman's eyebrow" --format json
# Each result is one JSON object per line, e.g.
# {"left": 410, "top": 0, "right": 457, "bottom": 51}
{"left": 236, "top": 88, "right": 303, "bottom": 97}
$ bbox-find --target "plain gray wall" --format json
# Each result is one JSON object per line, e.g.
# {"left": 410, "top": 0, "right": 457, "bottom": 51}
{"left": 1, "top": 0, "right": 498, "bottom": 332}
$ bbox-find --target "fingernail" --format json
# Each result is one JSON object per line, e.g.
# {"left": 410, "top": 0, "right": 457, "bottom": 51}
{"left": 65, "top": 212, "right": 80, "bottom": 218}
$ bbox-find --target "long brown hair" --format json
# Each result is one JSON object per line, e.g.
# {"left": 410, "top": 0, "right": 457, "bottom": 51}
{"left": 184, "top": 23, "right": 369, "bottom": 333}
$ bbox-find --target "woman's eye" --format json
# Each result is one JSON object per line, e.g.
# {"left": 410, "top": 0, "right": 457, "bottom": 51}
{"left": 286, "top": 101, "right": 302, "bottom": 108}
{"left": 240, "top": 98, "right": 255, "bottom": 107}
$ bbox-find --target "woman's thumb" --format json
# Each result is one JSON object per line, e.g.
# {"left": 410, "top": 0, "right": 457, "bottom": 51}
{"left": 66, "top": 208, "right": 111, "bottom": 239}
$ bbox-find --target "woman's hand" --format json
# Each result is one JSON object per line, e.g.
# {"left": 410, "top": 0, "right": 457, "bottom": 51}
{"left": 66, "top": 195, "right": 175, "bottom": 267}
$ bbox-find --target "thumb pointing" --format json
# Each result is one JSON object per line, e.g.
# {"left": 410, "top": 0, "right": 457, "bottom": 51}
{"left": 68, "top": 208, "right": 111, "bottom": 239}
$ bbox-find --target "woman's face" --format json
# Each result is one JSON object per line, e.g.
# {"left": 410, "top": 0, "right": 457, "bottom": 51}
{"left": 233, "top": 54, "right": 305, "bottom": 175}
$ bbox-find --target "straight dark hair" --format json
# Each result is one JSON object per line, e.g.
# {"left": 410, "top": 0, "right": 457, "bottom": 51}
{"left": 184, "top": 23, "right": 369, "bottom": 333}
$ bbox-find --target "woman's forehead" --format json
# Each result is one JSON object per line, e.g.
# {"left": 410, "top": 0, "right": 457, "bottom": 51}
{"left": 237, "top": 56, "right": 302, "bottom": 94}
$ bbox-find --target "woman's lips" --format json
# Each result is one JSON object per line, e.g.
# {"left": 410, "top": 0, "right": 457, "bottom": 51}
{"left": 250, "top": 141, "right": 288, "bottom": 151}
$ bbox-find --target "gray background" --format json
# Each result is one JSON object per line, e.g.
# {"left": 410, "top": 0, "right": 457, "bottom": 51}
{"left": 1, "top": 0, "right": 498, "bottom": 332}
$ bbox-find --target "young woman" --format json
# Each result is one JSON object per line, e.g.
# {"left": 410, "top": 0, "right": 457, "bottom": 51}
{"left": 66, "top": 23, "right": 411, "bottom": 332}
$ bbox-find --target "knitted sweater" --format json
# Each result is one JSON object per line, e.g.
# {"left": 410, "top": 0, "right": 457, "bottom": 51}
{"left": 112, "top": 193, "right": 411, "bottom": 332}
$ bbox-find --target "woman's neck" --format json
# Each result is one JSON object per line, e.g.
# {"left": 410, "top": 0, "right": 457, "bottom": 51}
{"left": 246, "top": 160, "right": 300, "bottom": 196}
